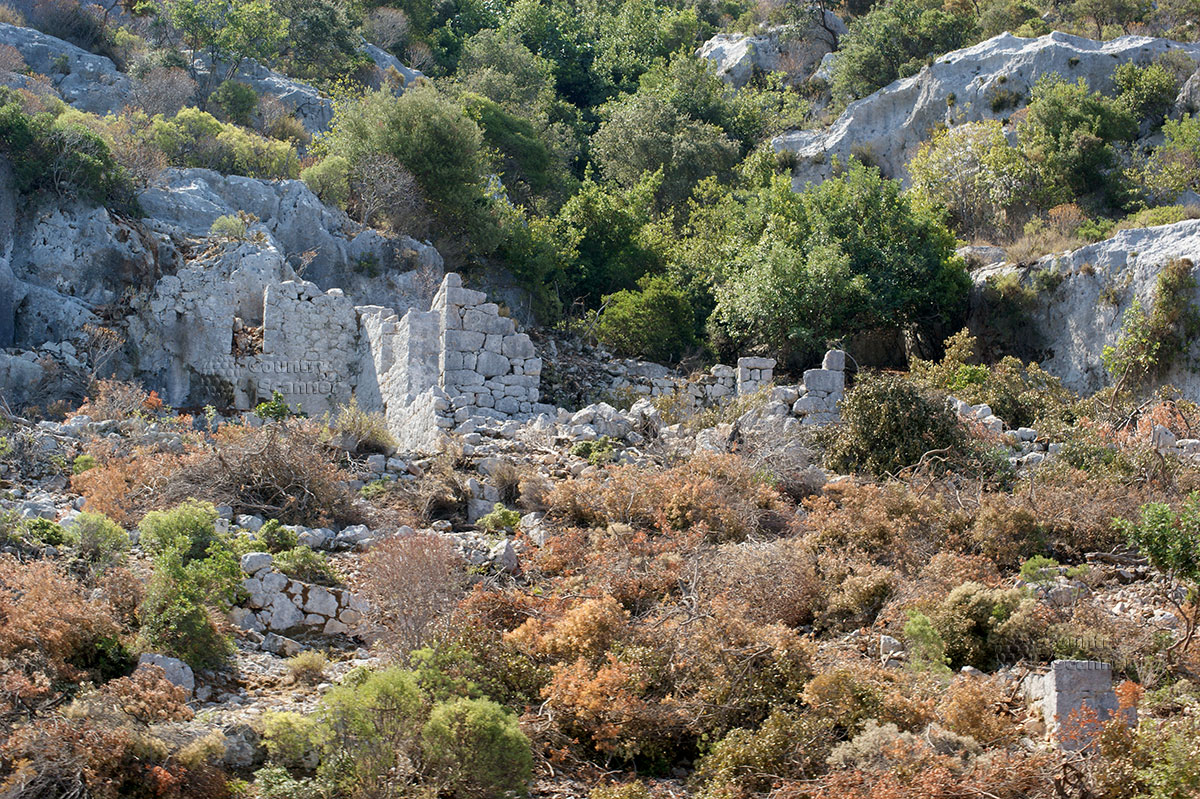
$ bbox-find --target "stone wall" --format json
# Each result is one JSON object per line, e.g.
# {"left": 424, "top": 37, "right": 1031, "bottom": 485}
{"left": 1022, "top": 659, "right": 1133, "bottom": 750}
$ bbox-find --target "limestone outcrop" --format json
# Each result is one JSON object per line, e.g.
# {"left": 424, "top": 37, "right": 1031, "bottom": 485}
{"left": 696, "top": 14, "right": 845, "bottom": 88}
{"left": 0, "top": 22, "right": 130, "bottom": 114}
{"left": 773, "top": 32, "right": 1200, "bottom": 188}
{"left": 970, "top": 219, "right": 1200, "bottom": 397}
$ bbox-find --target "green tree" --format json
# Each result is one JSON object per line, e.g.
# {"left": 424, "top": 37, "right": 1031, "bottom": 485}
{"left": 1138, "top": 114, "right": 1200, "bottom": 204}
{"left": 167, "top": 0, "right": 289, "bottom": 90}
{"left": 1018, "top": 74, "right": 1136, "bottom": 203}
{"left": 907, "top": 120, "right": 1040, "bottom": 240}
{"left": 832, "top": 0, "right": 977, "bottom": 102}
{"left": 421, "top": 698, "right": 533, "bottom": 798}
{"left": 595, "top": 275, "right": 698, "bottom": 362}
{"left": 544, "top": 174, "right": 661, "bottom": 305}
{"left": 273, "top": 0, "right": 364, "bottom": 82}
{"left": 591, "top": 92, "right": 740, "bottom": 208}
{"left": 713, "top": 163, "right": 967, "bottom": 364}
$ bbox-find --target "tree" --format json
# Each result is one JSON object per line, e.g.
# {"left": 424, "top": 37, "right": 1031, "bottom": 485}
{"left": 1018, "top": 74, "right": 1136, "bottom": 204}
{"left": 273, "top": 0, "right": 364, "bottom": 83}
{"left": 710, "top": 163, "right": 968, "bottom": 364}
{"left": 591, "top": 92, "right": 740, "bottom": 208}
{"left": 907, "top": 120, "right": 1040, "bottom": 241}
{"left": 832, "top": 0, "right": 977, "bottom": 102}
{"left": 595, "top": 275, "right": 698, "bottom": 362}
{"left": 167, "top": 0, "right": 289, "bottom": 91}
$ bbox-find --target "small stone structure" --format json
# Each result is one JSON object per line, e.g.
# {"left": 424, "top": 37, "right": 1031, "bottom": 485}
{"left": 1022, "top": 660, "right": 1132, "bottom": 750}
{"left": 236, "top": 553, "right": 366, "bottom": 636}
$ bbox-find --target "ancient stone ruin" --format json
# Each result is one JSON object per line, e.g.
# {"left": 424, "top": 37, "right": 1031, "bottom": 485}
{"left": 1022, "top": 660, "right": 1133, "bottom": 750}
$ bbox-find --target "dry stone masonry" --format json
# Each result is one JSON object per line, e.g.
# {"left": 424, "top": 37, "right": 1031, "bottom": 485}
{"left": 1022, "top": 660, "right": 1133, "bottom": 750}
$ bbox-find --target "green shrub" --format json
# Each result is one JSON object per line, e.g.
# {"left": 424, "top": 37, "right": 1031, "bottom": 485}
{"left": 287, "top": 649, "right": 328, "bottom": 684}
{"left": 209, "top": 213, "right": 249, "bottom": 240}
{"left": 825, "top": 372, "right": 964, "bottom": 478}
{"left": 138, "top": 499, "right": 220, "bottom": 564}
{"left": 910, "top": 329, "right": 1075, "bottom": 429}
{"left": 1102, "top": 258, "right": 1200, "bottom": 394}
{"left": 330, "top": 397, "right": 396, "bottom": 455}
{"left": 595, "top": 276, "right": 697, "bottom": 363}
{"left": 253, "top": 766, "right": 322, "bottom": 799}
{"left": 477, "top": 503, "right": 521, "bottom": 533}
{"left": 255, "top": 390, "right": 295, "bottom": 421}
{"left": 1116, "top": 205, "right": 1200, "bottom": 232}
{"left": 902, "top": 611, "right": 951, "bottom": 673}
{"left": 420, "top": 697, "right": 532, "bottom": 799}
{"left": 67, "top": 511, "right": 131, "bottom": 567}
{"left": 257, "top": 519, "right": 298, "bottom": 553}
{"left": 261, "top": 712, "right": 319, "bottom": 770}
{"left": 928, "top": 581, "right": 1044, "bottom": 670}
{"left": 209, "top": 79, "right": 258, "bottom": 126}
{"left": 273, "top": 545, "right": 341, "bottom": 586}
{"left": 25, "top": 517, "right": 67, "bottom": 546}
{"left": 149, "top": 107, "right": 298, "bottom": 179}
{"left": 137, "top": 544, "right": 241, "bottom": 669}
{"left": 1140, "top": 114, "right": 1200, "bottom": 203}
{"left": 315, "top": 668, "right": 425, "bottom": 793}
{"left": 1117, "top": 493, "right": 1200, "bottom": 583}
{"left": 1019, "top": 554, "right": 1060, "bottom": 585}
{"left": 0, "top": 95, "right": 134, "bottom": 208}
{"left": 1114, "top": 61, "right": 1179, "bottom": 128}
{"left": 300, "top": 154, "right": 350, "bottom": 209}
{"left": 72, "top": 454, "right": 98, "bottom": 474}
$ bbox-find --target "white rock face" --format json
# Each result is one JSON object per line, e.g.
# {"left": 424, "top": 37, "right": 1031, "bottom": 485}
{"left": 973, "top": 219, "right": 1200, "bottom": 396}
{"left": 774, "top": 32, "right": 1200, "bottom": 188}
{"left": 696, "top": 15, "right": 845, "bottom": 88}
{"left": 0, "top": 22, "right": 130, "bottom": 114}
{"left": 137, "top": 653, "right": 196, "bottom": 697}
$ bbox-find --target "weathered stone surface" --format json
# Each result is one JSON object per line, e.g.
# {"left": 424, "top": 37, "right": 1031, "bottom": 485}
{"left": 775, "top": 32, "right": 1200, "bottom": 188}
{"left": 0, "top": 23, "right": 131, "bottom": 114}
{"left": 1023, "top": 660, "right": 1132, "bottom": 750}
{"left": 971, "top": 220, "right": 1200, "bottom": 397}
{"left": 137, "top": 654, "right": 196, "bottom": 697}
{"left": 696, "top": 14, "right": 845, "bottom": 88}
{"left": 240, "top": 552, "right": 274, "bottom": 576}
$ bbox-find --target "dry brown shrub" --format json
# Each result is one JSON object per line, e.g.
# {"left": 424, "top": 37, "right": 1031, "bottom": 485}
{"left": 0, "top": 716, "right": 139, "bottom": 799}
{"left": 802, "top": 481, "right": 946, "bottom": 571}
{"left": 350, "top": 152, "right": 428, "bottom": 235}
{"left": 360, "top": 533, "right": 465, "bottom": 657}
{"left": 103, "top": 114, "right": 169, "bottom": 187}
{"left": 547, "top": 452, "right": 792, "bottom": 543}
{"left": 936, "top": 675, "right": 1019, "bottom": 746}
{"left": 130, "top": 67, "right": 197, "bottom": 116}
{"left": 0, "top": 44, "right": 24, "bottom": 74}
{"left": 95, "top": 565, "right": 144, "bottom": 627}
{"left": 162, "top": 420, "right": 357, "bottom": 526}
{"left": 71, "top": 444, "right": 186, "bottom": 525}
{"left": 701, "top": 537, "right": 822, "bottom": 627}
{"left": 0, "top": 4, "right": 25, "bottom": 26}
{"left": 0, "top": 556, "right": 120, "bottom": 721}
{"left": 362, "top": 7, "right": 410, "bottom": 49}
{"left": 76, "top": 378, "right": 150, "bottom": 422}
{"left": 505, "top": 596, "right": 628, "bottom": 662}
{"left": 800, "top": 661, "right": 938, "bottom": 736}
{"left": 86, "top": 664, "right": 194, "bottom": 725}
{"left": 794, "top": 747, "right": 1054, "bottom": 799}
{"left": 387, "top": 451, "right": 469, "bottom": 524}
{"left": 816, "top": 556, "right": 899, "bottom": 632}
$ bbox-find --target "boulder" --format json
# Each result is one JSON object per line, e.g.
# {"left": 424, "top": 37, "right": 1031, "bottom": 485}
{"left": 137, "top": 653, "right": 195, "bottom": 697}
{"left": 774, "top": 32, "right": 1200, "bottom": 188}
{"left": 696, "top": 15, "right": 845, "bottom": 88}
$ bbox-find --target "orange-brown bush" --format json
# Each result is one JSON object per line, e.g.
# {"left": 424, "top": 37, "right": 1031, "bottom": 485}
{"left": 802, "top": 481, "right": 947, "bottom": 572}
{"left": 76, "top": 379, "right": 153, "bottom": 422}
{"left": 505, "top": 596, "right": 629, "bottom": 663}
{"left": 700, "top": 537, "right": 822, "bottom": 627}
{"left": 936, "top": 675, "right": 1019, "bottom": 746}
{"left": 85, "top": 665, "right": 194, "bottom": 726}
{"left": 0, "top": 714, "right": 231, "bottom": 799}
{"left": 815, "top": 557, "right": 899, "bottom": 632}
{"left": 543, "top": 651, "right": 687, "bottom": 763}
{"left": 548, "top": 453, "right": 793, "bottom": 543}
{"left": 0, "top": 556, "right": 120, "bottom": 722}
{"left": 71, "top": 444, "right": 187, "bottom": 525}
{"left": 359, "top": 532, "right": 465, "bottom": 657}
